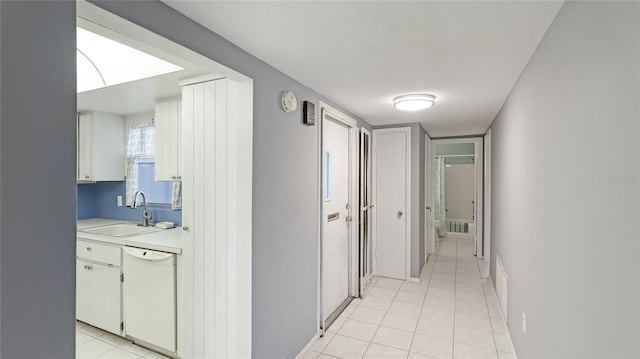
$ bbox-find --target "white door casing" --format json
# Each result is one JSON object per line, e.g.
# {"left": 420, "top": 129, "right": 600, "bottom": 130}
{"left": 431, "top": 137, "right": 483, "bottom": 256}
{"left": 372, "top": 127, "right": 411, "bottom": 281}
{"left": 359, "top": 128, "right": 373, "bottom": 296}
{"left": 484, "top": 129, "right": 492, "bottom": 262}
{"left": 319, "top": 102, "right": 358, "bottom": 331}
{"left": 425, "top": 135, "right": 434, "bottom": 258}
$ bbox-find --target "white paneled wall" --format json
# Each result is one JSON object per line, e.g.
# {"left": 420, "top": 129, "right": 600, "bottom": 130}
{"left": 179, "top": 77, "right": 253, "bottom": 358}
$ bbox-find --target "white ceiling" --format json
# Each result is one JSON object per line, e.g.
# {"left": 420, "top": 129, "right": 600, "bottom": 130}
{"left": 164, "top": 1, "right": 563, "bottom": 137}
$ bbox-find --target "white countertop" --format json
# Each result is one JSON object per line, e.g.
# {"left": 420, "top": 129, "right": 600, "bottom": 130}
{"left": 77, "top": 218, "right": 183, "bottom": 254}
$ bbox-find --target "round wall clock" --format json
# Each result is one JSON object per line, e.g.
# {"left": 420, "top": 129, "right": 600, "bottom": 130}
{"left": 281, "top": 91, "right": 298, "bottom": 112}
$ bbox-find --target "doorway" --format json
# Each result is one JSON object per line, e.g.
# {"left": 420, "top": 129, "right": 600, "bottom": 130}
{"left": 76, "top": 2, "right": 253, "bottom": 357}
{"left": 320, "top": 103, "right": 358, "bottom": 332}
{"left": 371, "top": 127, "right": 411, "bottom": 280}
{"left": 432, "top": 138, "right": 484, "bottom": 257}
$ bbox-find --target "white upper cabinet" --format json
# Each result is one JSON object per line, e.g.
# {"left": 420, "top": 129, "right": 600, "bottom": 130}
{"left": 154, "top": 98, "right": 182, "bottom": 182}
{"left": 77, "top": 112, "right": 125, "bottom": 182}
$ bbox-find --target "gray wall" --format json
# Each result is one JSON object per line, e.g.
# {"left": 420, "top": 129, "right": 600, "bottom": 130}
{"left": 374, "top": 123, "right": 427, "bottom": 278}
{"left": 89, "top": 1, "right": 370, "bottom": 357}
{"left": 1, "top": 1, "right": 77, "bottom": 358}
{"left": 489, "top": 1, "right": 640, "bottom": 357}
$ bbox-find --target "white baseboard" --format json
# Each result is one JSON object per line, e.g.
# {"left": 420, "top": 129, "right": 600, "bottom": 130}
{"left": 294, "top": 333, "right": 320, "bottom": 359}
{"left": 487, "top": 276, "right": 518, "bottom": 358}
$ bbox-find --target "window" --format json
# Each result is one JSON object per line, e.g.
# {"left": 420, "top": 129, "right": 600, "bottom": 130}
{"left": 323, "top": 152, "right": 331, "bottom": 201}
{"left": 137, "top": 159, "right": 172, "bottom": 205}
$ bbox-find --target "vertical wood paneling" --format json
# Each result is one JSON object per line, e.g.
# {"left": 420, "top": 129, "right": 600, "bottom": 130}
{"left": 225, "top": 80, "right": 239, "bottom": 358}
{"left": 193, "top": 83, "right": 206, "bottom": 358}
{"left": 214, "top": 80, "right": 228, "bottom": 358}
{"left": 181, "top": 78, "right": 252, "bottom": 358}
{"left": 203, "top": 80, "right": 217, "bottom": 357}
{"left": 179, "top": 84, "right": 195, "bottom": 358}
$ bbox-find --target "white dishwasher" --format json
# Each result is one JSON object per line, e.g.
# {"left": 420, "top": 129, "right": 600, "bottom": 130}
{"left": 123, "top": 246, "right": 176, "bottom": 354}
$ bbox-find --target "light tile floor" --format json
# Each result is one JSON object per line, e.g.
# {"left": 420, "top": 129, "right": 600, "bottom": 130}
{"left": 76, "top": 321, "right": 171, "bottom": 359}
{"left": 304, "top": 237, "right": 516, "bottom": 359}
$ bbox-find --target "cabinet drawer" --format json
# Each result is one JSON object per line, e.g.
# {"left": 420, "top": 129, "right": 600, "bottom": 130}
{"left": 77, "top": 239, "right": 121, "bottom": 266}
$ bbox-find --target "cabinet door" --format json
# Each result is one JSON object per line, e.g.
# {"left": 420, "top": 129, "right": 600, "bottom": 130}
{"left": 77, "top": 114, "right": 93, "bottom": 181}
{"left": 155, "top": 99, "right": 182, "bottom": 181}
{"left": 92, "top": 112, "right": 125, "bottom": 181}
{"left": 76, "top": 260, "right": 92, "bottom": 323}
{"left": 76, "top": 259, "right": 122, "bottom": 335}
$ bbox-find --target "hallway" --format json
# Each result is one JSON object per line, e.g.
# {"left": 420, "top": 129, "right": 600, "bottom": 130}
{"left": 305, "top": 238, "right": 514, "bottom": 358}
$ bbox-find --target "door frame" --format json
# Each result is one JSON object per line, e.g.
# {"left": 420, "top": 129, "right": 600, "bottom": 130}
{"left": 432, "top": 137, "right": 484, "bottom": 257}
{"left": 425, "top": 135, "right": 435, "bottom": 258}
{"left": 371, "top": 127, "right": 412, "bottom": 280}
{"left": 358, "top": 127, "right": 373, "bottom": 297}
{"left": 318, "top": 102, "right": 358, "bottom": 334}
{"left": 483, "top": 129, "right": 492, "bottom": 262}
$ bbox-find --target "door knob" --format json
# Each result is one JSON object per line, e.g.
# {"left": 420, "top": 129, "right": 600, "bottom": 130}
{"left": 426, "top": 206, "right": 432, "bottom": 211}
{"left": 397, "top": 211, "right": 403, "bottom": 218}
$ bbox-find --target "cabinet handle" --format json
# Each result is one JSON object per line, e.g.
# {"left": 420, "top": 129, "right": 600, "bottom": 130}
{"left": 182, "top": 226, "right": 189, "bottom": 231}
{"left": 171, "top": 176, "right": 176, "bottom": 180}
{"left": 86, "top": 246, "right": 92, "bottom": 252}
{"left": 84, "top": 175, "right": 90, "bottom": 179}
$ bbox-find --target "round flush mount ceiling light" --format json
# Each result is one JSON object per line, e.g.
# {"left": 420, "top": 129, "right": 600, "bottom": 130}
{"left": 393, "top": 94, "right": 436, "bottom": 111}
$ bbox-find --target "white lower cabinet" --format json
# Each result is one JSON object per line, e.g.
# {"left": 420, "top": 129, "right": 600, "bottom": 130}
{"left": 76, "top": 240, "right": 122, "bottom": 336}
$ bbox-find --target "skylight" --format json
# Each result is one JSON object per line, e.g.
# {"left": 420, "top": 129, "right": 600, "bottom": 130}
{"left": 77, "top": 27, "right": 183, "bottom": 93}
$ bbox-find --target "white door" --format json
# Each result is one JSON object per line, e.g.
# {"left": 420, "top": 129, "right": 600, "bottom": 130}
{"left": 373, "top": 128, "right": 410, "bottom": 280}
{"left": 322, "top": 117, "right": 351, "bottom": 321}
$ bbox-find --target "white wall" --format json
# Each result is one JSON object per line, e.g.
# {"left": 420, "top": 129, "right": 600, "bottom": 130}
{"left": 489, "top": 2, "right": 640, "bottom": 357}
{"left": 445, "top": 164, "right": 474, "bottom": 220}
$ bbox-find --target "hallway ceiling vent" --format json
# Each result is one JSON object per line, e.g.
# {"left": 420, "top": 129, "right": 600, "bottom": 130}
{"left": 77, "top": 27, "right": 183, "bottom": 93}
{"left": 393, "top": 94, "right": 436, "bottom": 111}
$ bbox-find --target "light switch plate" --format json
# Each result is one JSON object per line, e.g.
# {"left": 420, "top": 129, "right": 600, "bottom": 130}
{"left": 117, "top": 195, "right": 123, "bottom": 207}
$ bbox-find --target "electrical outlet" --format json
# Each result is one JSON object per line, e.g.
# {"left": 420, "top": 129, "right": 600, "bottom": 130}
{"left": 117, "top": 195, "right": 123, "bottom": 207}
{"left": 522, "top": 312, "right": 527, "bottom": 334}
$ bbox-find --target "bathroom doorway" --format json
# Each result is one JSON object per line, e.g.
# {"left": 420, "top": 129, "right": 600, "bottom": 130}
{"left": 432, "top": 138, "right": 484, "bottom": 257}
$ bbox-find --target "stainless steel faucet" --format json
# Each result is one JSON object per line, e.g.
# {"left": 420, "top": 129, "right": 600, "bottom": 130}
{"left": 130, "top": 191, "right": 152, "bottom": 227}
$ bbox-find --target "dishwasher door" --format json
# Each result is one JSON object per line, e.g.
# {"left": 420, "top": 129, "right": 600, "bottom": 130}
{"left": 123, "top": 246, "right": 176, "bottom": 353}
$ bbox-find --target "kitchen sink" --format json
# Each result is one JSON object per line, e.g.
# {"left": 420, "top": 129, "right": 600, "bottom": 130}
{"left": 80, "top": 223, "right": 164, "bottom": 237}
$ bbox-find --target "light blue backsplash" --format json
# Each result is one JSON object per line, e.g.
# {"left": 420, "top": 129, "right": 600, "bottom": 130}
{"left": 77, "top": 181, "right": 182, "bottom": 226}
